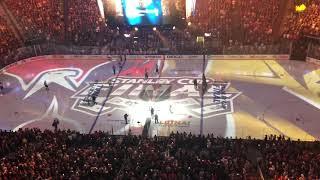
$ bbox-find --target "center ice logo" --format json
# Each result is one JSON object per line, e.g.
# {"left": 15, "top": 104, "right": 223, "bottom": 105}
{"left": 70, "top": 77, "right": 241, "bottom": 118}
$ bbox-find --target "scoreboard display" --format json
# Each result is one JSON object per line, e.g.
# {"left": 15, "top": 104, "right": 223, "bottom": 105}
{"left": 122, "top": 0, "right": 162, "bottom": 25}
{"left": 104, "top": 0, "right": 186, "bottom": 26}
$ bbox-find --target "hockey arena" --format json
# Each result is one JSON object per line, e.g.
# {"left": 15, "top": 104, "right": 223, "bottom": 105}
{"left": 0, "top": 55, "right": 319, "bottom": 141}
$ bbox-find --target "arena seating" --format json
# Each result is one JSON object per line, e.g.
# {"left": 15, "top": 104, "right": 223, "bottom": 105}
{"left": 0, "top": 17, "right": 19, "bottom": 66}
{"left": 0, "top": 0, "right": 318, "bottom": 62}
{"left": 0, "top": 129, "right": 319, "bottom": 179}
{"left": 4, "top": 0, "right": 64, "bottom": 42}
{"left": 191, "top": 0, "right": 280, "bottom": 45}
{"left": 0, "top": 1, "right": 319, "bottom": 178}
{"left": 68, "top": 0, "right": 104, "bottom": 45}
{"left": 283, "top": 0, "right": 320, "bottom": 40}
{"left": 259, "top": 135, "right": 320, "bottom": 179}
{"left": 0, "top": 0, "right": 318, "bottom": 53}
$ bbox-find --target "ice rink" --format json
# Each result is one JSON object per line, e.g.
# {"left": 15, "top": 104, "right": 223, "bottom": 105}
{"left": 0, "top": 55, "right": 319, "bottom": 141}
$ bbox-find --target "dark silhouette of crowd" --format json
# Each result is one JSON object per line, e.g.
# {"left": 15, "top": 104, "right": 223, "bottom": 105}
{"left": 0, "top": 128, "right": 319, "bottom": 179}
{"left": 259, "top": 135, "right": 320, "bottom": 179}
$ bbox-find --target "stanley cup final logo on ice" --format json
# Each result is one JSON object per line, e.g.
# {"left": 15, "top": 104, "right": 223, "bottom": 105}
{"left": 71, "top": 77, "right": 241, "bottom": 118}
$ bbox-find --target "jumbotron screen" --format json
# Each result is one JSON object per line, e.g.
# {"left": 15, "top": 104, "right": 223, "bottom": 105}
{"left": 104, "top": 0, "right": 186, "bottom": 26}
{"left": 122, "top": 0, "right": 162, "bottom": 25}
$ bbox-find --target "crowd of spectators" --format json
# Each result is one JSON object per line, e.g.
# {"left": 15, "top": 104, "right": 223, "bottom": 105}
{"left": 0, "top": 129, "right": 319, "bottom": 179}
{"left": 191, "top": 0, "right": 280, "bottom": 45}
{"left": 283, "top": 0, "right": 320, "bottom": 40}
{"left": 68, "top": 0, "right": 104, "bottom": 45}
{"left": 0, "top": 129, "right": 254, "bottom": 179}
{"left": 0, "top": 0, "right": 319, "bottom": 62}
{"left": 239, "top": 0, "right": 279, "bottom": 45}
{"left": 4, "top": 0, "right": 64, "bottom": 42}
{"left": 308, "top": 42, "right": 320, "bottom": 59}
{"left": 97, "top": 28, "right": 199, "bottom": 55}
{"left": 259, "top": 135, "right": 320, "bottom": 179}
{"left": 0, "top": 17, "right": 19, "bottom": 67}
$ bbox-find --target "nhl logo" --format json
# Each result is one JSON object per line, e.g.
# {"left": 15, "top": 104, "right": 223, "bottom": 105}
{"left": 71, "top": 76, "right": 241, "bottom": 118}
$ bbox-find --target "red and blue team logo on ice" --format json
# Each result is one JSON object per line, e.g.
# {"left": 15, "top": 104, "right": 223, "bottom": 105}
{"left": 3, "top": 57, "right": 113, "bottom": 99}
